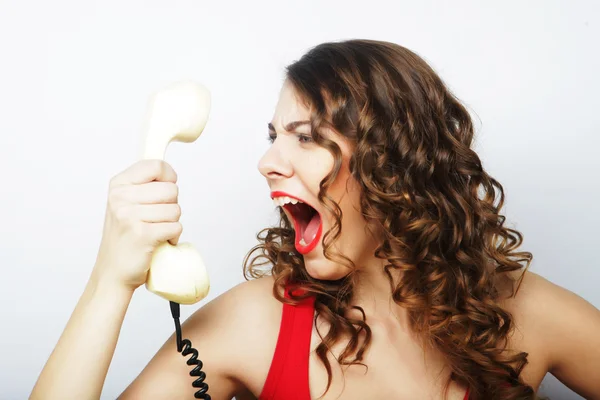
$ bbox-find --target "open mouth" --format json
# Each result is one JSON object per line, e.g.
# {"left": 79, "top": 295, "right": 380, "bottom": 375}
{"left": 271, "top": 191, "right": 323, "bottom": 255}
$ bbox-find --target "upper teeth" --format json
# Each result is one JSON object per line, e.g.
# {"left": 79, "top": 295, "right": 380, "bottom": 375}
{"left": 273, "top": 196, "right": 302, "bottom": 207}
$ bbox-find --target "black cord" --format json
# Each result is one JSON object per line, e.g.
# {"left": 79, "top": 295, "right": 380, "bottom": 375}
{"left": 169, "top": 301, "right": 211, "bottom": 399}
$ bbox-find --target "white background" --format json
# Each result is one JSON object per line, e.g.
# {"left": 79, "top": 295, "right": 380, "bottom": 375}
{"left": 0, "top": 1, "right": 598, "bottom": 399}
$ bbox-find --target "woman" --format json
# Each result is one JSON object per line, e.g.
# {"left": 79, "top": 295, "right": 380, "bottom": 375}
{"left": 30, "top": 39, "right": 600, "bottom": 400}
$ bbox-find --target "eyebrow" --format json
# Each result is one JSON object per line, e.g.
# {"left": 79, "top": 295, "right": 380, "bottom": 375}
{"left": 268, "top": 120, "right": 311, "bottom": 133}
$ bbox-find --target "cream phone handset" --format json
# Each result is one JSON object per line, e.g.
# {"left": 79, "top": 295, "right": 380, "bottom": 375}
{"left": 140, "top": 80, "right": 212, "bottom": 399}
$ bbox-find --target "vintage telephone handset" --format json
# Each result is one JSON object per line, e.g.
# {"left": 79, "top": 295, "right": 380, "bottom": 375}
{"left": 139, "top": 80, "right": 212, "bottom": 399}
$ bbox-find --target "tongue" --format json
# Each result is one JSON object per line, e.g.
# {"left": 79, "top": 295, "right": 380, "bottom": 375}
{"left": 302, "top": 213, "right": 321, "bottom": 244}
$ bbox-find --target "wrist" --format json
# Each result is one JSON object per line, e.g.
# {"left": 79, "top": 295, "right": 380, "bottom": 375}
{"left": 88, "top": 267, "right": 136, "bottom": 301}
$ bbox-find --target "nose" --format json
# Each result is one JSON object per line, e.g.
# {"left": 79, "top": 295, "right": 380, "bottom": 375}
{"left": 257, "top": 142, "right": 293, "bottom": 181}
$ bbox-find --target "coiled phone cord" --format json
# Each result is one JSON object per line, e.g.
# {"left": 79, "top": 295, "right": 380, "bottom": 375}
{"left": 169, "top": 301, "right": 211, "bottom": 399}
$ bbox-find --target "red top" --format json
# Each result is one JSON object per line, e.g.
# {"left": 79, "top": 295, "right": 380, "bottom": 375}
{"left": 259, "top": 284, "right": 470, "bottom": 400}
{"left": 260, "top": 285, "right": 315, "bottom": 399}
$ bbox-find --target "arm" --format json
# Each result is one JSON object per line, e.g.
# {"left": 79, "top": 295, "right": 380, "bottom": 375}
{"left": 529, "top": 273, "right": 600, "bottom": 399}
{"left": 31, "top": 272, "right": 262, "bottom": 400}
{"left": 29, "top": 271, "right": 134, "bottom": 400}
{"left": 29, "top": 159, "right": 240, "bottom": 399}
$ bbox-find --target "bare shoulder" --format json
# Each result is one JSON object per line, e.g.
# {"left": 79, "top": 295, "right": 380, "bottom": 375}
{"left": 119, "top": 275, "right": 283, "bottom": 400}
{"left": 502, "top": 270, "right": 600, "bottom": 399}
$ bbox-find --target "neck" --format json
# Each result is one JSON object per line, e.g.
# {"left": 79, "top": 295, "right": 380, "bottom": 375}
{"left": 348, "top": 252, "right": 411, "bottom": 326}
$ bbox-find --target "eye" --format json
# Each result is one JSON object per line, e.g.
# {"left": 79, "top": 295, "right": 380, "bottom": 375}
{"left": 266, "top": 132, "right": 313, "bottom": 144}
{"left": 297, "top": 134, "right": 313, "bottom": 144}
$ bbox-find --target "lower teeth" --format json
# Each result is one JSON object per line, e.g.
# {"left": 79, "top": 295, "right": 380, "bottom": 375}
{"left": 299, "top": 238, "right": 307, "bottom": 246}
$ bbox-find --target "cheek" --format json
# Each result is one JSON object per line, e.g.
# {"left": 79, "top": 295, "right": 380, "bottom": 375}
{"left": 326, "top": 167, "right": 361, "bottom": 213}
{"left": 301, "top": 150, "right": 336, "bottom": 192}
{"left": 319, "top": 176, "right": 365, "bottom": 249}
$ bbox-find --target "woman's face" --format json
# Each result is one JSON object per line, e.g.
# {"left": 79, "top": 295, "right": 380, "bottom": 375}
{"left": 258, "top": 81, "right": 378, "bottom": 280}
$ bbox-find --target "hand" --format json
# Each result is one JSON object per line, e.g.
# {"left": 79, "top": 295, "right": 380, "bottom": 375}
{"left": 92, "top": 159, "right": 183, "bottom": 291}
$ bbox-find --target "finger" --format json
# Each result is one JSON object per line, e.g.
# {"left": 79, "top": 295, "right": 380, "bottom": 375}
{"left": 168, "top": 229, "right": 183, "bottom": 246}
{"left": 135, "top": 204, "right": 181, "bottom": 223}
{"left": 147, "top": 221, "right": 183, "bottom": 244}
{"left": 128, "top": 182, "right": 179, "bottom": 204}
{"left": 111, "top": 160, "right": 177, "bottom": 186}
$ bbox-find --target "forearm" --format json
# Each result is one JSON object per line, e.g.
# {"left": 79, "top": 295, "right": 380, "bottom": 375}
{"left": 30, "top": 269, "right": 134, "bottom": 400}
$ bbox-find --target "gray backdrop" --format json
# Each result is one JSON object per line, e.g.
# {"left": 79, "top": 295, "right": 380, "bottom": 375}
{"left": 0, "top": 1, "right": 597, "bottom": 399}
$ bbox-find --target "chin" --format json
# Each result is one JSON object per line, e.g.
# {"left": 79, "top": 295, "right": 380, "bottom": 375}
{"left": 303, "top": 257, "right": 352, "bottom": 281}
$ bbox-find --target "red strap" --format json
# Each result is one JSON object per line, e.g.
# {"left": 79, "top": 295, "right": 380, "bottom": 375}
{"left": 260, "top": 287, "right": 315, "bottom": 400}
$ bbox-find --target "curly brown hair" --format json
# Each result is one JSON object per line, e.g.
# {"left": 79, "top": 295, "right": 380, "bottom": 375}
{"left": 243, "top": 39, "right": 536, "bottom": 400}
